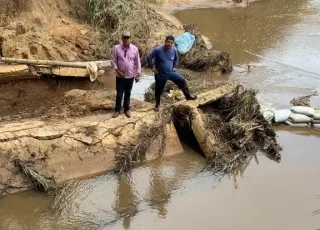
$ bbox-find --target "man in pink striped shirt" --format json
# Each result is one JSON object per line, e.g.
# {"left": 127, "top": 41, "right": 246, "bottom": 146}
{"left": 111, "top": 31, "right": 141, "bottom": 118}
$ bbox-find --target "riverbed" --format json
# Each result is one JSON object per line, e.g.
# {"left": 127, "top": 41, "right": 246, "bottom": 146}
{"left": 1, "top": 0, "right": 320, "bottom": 229}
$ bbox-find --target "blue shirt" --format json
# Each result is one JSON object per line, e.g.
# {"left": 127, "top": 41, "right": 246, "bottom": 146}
{"left": 147, "top": 45, "right": 179, "bottom": 75}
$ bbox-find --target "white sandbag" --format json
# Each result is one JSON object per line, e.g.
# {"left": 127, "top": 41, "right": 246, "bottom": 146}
{"left": 312, "top": 119, "right": 320, "bottom": 124}
{"left": 285, "top": 121, "right": 310, "bottom": 127}
{"left": 261, "top": 109, "right": 275, "bottom": 122}
{"left": 312, "top": 124, "right": 320, "bottom": 129}
{"left": 274, "top": 109, "right": 291, "bottom": 123}
{"left": 314, "top": 109, "right": 320, "bottom": 119}
{"left": 288, "top": 113, "right": 312, "bottom": 123}
{"left": 290, "top": 106, "right": 315, "bottom": 117}
{"left": 313, "top": 114, "right": 320, "bottom": 119}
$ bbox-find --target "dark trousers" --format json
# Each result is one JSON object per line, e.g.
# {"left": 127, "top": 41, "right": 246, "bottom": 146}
{"left": 155, "top": 71, "right": 187, "bottom": 106}
{"left": 115, "top": 77, "right": 134, "bottom": 112}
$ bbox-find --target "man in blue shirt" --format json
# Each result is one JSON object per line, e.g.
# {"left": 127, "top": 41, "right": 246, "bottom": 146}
{"left": 147, "top": 35, "right": 197, "bottom": 111}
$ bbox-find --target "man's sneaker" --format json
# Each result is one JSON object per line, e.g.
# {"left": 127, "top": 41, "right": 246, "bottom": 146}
{"left": 124, "top": 110, "right": 131, "bottom": 118}
{"left": 153, "top": 105, "right": 160, "bottom": 112}
{"left": 112, "top": 111, "right": 120, "bottom": 118}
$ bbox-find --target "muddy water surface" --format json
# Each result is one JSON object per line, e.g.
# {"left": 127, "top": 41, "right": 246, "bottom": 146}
{"left": 175, "top": 0, "right": 320, "bottom": 102}
{"left": 2, "top": 0, "right": 320, "bottom": 229}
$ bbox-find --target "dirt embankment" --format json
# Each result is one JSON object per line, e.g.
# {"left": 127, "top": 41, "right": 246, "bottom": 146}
{"left": 0, "top": 0, "right": 97, "bottom": 61}
{"left": 0, "top": 0, "right": 234, "bottom": 72}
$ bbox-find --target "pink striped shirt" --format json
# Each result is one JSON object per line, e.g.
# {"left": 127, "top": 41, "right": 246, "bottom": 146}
{"left": 111, "top": 43, "right": 141, "bottom": 78}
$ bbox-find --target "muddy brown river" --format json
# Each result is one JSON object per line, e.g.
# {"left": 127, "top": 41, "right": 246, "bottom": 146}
{"left": 1, "top": 0, "right": 320, "bottom": 229}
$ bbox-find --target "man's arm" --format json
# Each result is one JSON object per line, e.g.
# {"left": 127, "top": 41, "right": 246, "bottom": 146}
{"left": 135, "top": 49, "right": 141, "bottom": 75}
{"left": 146, "top": 48, "right": 158, "bottom": 69}
{"left": 111, "top": 46, "right": 118, "bottom": 70}
{"left": 111, "top": 46, "right": 124, "bottom": 77}
{"left": 173, "top": 48, "right": 179, "bottom": 69}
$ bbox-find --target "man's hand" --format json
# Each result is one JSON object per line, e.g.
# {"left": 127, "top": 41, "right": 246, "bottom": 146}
{"left": 172, "top": 68, "right": 177, "bottom": 72}
{"left": 135, "top": 74, "right": 140, "bottom": 83}
{"left": 116, "top": 69, "right": 125, "bottom": 78}
{"left": 152, "top": 67, "right": 159, "bottom": 74}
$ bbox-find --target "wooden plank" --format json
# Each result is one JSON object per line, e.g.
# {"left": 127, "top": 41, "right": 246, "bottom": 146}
{"left": 190, "top": 108, "right": 216, "bottom": 158}
{"left": 173, "top": 81, "right": 238, "bottom": 109}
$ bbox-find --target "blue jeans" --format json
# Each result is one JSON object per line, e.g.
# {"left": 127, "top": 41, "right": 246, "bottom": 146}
{"left": 115, "top": 77, "right": 134, "bottom": 112}
{"left": 155, "top": 71, "right": 187, "bottom": 106}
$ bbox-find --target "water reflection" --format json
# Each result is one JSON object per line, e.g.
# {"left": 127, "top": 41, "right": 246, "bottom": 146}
{"left": 1, "top": 130, "right": 320, "bottom": 230}
{"left": 114, "top": 175, "right": 138, "bottom": 229}
{"left": 21, "top": 149, "right": 205, "bottom": 230}
{"left": 148, "top": 167, "right": 170, "bottom": 217}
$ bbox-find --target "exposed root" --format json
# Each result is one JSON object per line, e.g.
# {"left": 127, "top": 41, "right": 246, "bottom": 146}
{"left": 14, "top": 159, "right": 56, "bottom": 193}
{"left": 114, "top": 108, "right": 172, "bottom": 173}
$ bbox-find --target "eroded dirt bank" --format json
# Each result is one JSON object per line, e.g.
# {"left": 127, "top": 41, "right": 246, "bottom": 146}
{"left": 0, "top": 0, "right": 233, "bottom": 73}
{"left": 0, "top": 0, "right": 96, "bottom": 61}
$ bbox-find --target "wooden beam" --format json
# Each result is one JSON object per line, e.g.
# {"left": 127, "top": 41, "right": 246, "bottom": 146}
{"left": 0, "top": 57, "right": 111, "bottom": 69}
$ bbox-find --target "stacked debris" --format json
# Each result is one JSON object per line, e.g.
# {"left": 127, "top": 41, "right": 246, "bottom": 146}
{"left": 173, "top": 84, "right": 281, "bottom": 175}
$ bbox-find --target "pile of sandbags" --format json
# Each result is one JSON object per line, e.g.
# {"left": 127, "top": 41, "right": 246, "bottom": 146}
{"left": 262, "top": 106, "right": 320, "bottom": 127}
